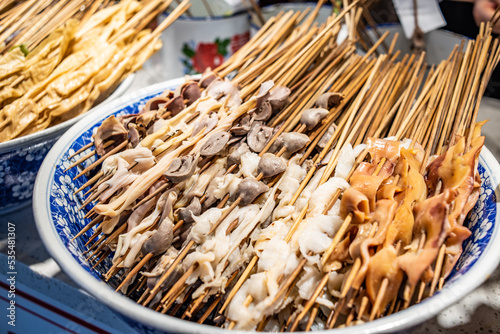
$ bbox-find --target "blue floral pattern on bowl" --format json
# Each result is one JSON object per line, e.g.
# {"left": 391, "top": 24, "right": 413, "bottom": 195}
{"left": 34, "top": 78, "right": 500, "bottom": 334}
{"left": 0, "top": 140, "right": 54, "bottom": 211}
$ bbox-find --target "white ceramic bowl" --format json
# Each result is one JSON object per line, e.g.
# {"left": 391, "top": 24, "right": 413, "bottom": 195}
{"left": 34, "top": 78, "right": 500, "bottom": 333}
{"left": 0, "top": 74, "right": 134, "bottom": 213}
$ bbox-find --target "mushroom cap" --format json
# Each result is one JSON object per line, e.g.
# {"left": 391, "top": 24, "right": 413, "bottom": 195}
{"left": 200, "top": 131, "right": 231, "bottom": 157}
{"left": 300, "top": 108, "right": 329, "bottom": 129}
{"left": 258, "top": 153, "right": 287, "bottom": 177}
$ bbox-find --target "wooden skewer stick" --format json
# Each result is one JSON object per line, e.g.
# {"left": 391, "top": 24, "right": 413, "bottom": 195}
{"left": 73, "top": 141, "right": 128, "bottom": 180}
{"left": 369, "top": 277, "right": 389, "bottom": 320}
{"left": 290, "top": 274, "right": 329, "bottom": 331}
{"left": 68, "top": 142, "right": 94, "bottom": 160}
{"left": 73, "top": 171, "right": 104, "bottom": 195}
{"left": 115, "top": 253, "right": 153, "bottom": 292}
{"left": 71, "top": 214, "right": 103, "bottom": 241}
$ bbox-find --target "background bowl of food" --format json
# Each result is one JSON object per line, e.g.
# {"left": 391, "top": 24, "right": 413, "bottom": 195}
{"left": 0, "top": 74, "right": 134, "bottom": 212}
{"left": 0, "top": 0, "right": 186, "bottom": 212}
{"left": 33, "top": 76, "right": 500, "bottom": 333}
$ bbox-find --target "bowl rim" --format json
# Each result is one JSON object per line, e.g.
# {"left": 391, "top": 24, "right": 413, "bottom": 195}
{"left": 0, "top": 73, "right": 135, "bottom": 155}
{"left": 33, "top": 78, "right": 500, "bottom": 334}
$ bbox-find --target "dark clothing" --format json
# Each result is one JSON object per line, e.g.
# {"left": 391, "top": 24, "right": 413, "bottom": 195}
{"left": 440, "top": 0, "right": 500, "bottom": 98}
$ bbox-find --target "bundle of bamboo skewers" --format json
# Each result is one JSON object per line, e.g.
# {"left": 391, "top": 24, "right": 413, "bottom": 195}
{"left": 65, "top": 2, "right": 499, "bottom": 331}
{"left": 0, "top": 0, "right": 190, "bottom": 142}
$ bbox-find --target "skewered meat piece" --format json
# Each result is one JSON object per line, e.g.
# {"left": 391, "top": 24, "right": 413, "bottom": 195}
{"left": 178, "top": 197, "right": 202, "bottom": 224}
{"left": 300, "top": 108, "right": 329, "bottom": 129}
{"left": 247, "top": 122, "right": 274, "bottom": 153}
{"left": 200, "top": 70, "right": 217, "bottom": 88}
{"left": 270, "top": 132, "right": 310, "bottom": 154}
{"left": 315, "top": 92, "right": 344, "bottom": 109}
{"left": 258, "top": 153, "right": 286, "bottom": 177}
{"left": 231, "top": 114, "right": 252, "bottom": 135}
{"left": 193, "top": 113, "right": 218, "bottom": 136}
{"left": 144, "top": 96, "right": 169, "bottom": 112}
{"left": 233, "top": 178, "right": 269, "bottom": 206}
{"left": 267, "top": 86, "right": 291, "bottom": 111}
{"left": 255, "top": 80, "right": 274, "bottom": 109}
{"left": 93, "top": 116, "right": 128, "bottom": 156}
{"left": 397, "top": 189, "right": 457, "bottom": 288}
{"left": 200, "top": 131, "right": 231, "bottom": 157}
{"left": 164, "top": 154, "right": 199, "bottom": 183}
{"left": 142, "top": 218, "right": 174, "bottom": 256}
{"left": 165, "top": 96, "right": 185, "bottom": 116}
{"left": 254, "top": 101, "right": 273, "bottom": 121}
{"left": 228, "top": 142, "right": 250, "bottom": 166}
{"left": 181, "top": 82, "right": 201, "bottom": 106}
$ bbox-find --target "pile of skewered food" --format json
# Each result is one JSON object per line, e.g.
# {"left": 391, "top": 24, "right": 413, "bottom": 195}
{"left": 0, "top": 0, "right": 190, "bottom": 142}
{"left": 65, "top": 3, "right": 499, "bottom": 331}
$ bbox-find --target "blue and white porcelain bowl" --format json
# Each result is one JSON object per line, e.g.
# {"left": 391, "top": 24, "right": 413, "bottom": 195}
{"left": 0, "top": 74, "right": 134, "bottom": 213}
{"left": 33, "top": 78, "right": 500, "bottom": 333}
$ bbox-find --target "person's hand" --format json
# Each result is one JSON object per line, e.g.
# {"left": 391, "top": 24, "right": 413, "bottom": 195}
{"left": 473, "top": 0, "right": 500, "bottom": 33}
